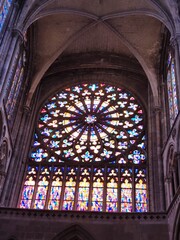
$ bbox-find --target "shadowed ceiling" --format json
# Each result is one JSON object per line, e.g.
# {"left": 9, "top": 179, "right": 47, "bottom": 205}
{"left": 24, "top": 0, "right": 168, "bottom": 105}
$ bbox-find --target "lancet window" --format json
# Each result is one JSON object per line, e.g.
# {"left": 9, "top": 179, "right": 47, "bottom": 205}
{"left": 166, "top": 51, "right": 178, "bottom": 127}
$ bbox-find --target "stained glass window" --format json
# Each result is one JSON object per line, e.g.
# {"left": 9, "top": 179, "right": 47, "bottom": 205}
{"left": 167, "top": 51, "right": 178, "bottom": 127}
{"left": 19, "top": 83, "right": 148, "bottom": 212}
{"left": 0, "top": 0, "right": 13, "bottom": 32}
{"left": 6, "top": 50, "right": 25, "bottom": 125}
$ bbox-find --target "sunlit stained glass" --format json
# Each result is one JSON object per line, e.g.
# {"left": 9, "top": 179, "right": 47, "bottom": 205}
{"left": 34, "top": 168, "right": 50, "bottom": 209}
{"left": 121, "top": 169, "right": 132, "bottom": 212}
{"left": 20, "top": 166, "right": 37, "bottom": 209}
{"left": 48, "top": 167, "right": 64, "bottom": 210}
{"left": 92, "top": 168, "right": 104, "bottom": 211}
{"left": 167, "top": 52, "right": 178, "bottom": 127}
{"left": 77, "top": 168, "right": 90, "bottom": 211}
{"left": 20, "top": 82, "right": 148, "bottom": 212}
{"left": 135, "top": 169, "right": 147, "bottom": 212}
{"left": 106, "top": 168, "right": 118, "bottom": 212}
{"left": 62, "top": 167, "right": 77, "bottom": 210}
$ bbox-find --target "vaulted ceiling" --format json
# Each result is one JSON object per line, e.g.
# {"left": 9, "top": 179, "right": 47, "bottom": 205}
{"left": 20, "top": 0, "right": 173, "bottom": 106}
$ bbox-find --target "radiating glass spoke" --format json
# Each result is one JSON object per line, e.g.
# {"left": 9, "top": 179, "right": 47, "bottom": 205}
{"left": 20, "top": 83, "right": 147, "bottom": 213}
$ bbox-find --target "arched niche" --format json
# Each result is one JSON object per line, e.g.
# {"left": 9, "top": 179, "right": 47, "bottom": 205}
{"left": 52, "top": 225, "right": 95, "bottom": 240}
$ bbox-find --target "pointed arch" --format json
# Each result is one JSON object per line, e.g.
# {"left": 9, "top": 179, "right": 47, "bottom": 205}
{"left": 52, "top": 225, "right": 95, "bottom": 240}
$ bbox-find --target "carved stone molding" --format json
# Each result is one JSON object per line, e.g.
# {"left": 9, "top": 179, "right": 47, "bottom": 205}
{"left": 0, "top": 208, "right": 167, "bottom": 222}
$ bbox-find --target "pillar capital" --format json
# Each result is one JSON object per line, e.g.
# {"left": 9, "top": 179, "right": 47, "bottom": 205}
{"left": 23, "top": 105, "right": 31, "bottom": 115}
{"left": 174, "top": 152, "right": 180, "bottom": 161}
{"left": 12, "top": 28, "right": 27, "bottom": 44}
{"left": 153, "top": 105, "right": 161, "bottom": 113}
{"left": 170, "top": 34, "right": 180, "bottom": 48}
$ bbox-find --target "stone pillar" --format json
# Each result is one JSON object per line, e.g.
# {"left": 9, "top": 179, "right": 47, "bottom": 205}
{"left": 174, "top": 152, "right": 180, "bottom": 187}
{"left": 164, "top": 176, "right": 172, "bottom": 207}
{"left": 0, "top": 27, "right": 25, "bottom": 100}
{"left": 152, "top": 106, "right": 165, "bottom": 211}
{"left": 0, "top": 141, "right": 8, "bottom": 204}
{"left": 172, "top": 166, "right": 178, "bottom": 192}
{"left": 169, "top": 173, "right": 174, "bottom": 203}
{"left": 0, "top": 106, "right": 31, "bottom": 207}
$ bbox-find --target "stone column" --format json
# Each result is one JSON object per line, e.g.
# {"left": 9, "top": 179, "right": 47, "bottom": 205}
{"left": 0, "top": 28, "right": 25, "bottom": 100}
{"left": 0, "top": 141, "right": 8, "bottom": 205}
{"left": 174, "top": 152, "right": 180, "bottom": 187}
{"left": 164, "top": 176, "right": 172, "bottom": 207}
{"left": 153, "top": 106, "right": 165, "bottom": 211}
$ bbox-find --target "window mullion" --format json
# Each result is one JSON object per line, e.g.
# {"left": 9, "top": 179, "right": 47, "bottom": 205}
{"left": 73, "top": 165, "right": 80, "bottom": 211}
{"left": 132, "top": 165, "right": 135, "bottom": 212}
{"left": 103, "top": 165, "right": 107, "bottom": 212}
{"left": 44, "top": 165, "right": 54, "bottom": 209}
{"left": 59, "top": 165, "right": 67, "bottom": 210}
{"left": 88, "top": 165, "right": 93, "bottom": 211}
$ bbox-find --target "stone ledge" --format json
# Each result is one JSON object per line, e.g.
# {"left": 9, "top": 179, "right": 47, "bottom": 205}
{"left": 0, "top": 208, "right": 167, "bottom": 222}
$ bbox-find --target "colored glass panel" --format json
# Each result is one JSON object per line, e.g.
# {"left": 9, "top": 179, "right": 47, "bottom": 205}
{"left": 135, "top": 169, "right": 147, "bottom": 212}
{"left": 32, "top": 83, "right": 145, "bottom": 164}
{"left": 106, "top": 168, "right": 118, "bottom": 212}
{"left": 77, "top": 179, "right": 90, "bottom": 211}
{"left": 0, "top": 0, "right": 12, "bottom": 32}
{"left": 20, "top": 167, "right": 37, "bottom": 209}
{"left": 92, "top": 169, "right": 104, "bottom": 211}
{"left": 20, "top": 82, "right": 148, "bottom": 212}
{"left": 34, "top": 168, "right": 50, "bottom": 209}
{"left": 167, "top": 53, "right": 178, "bottom": 127}
{"left": 62, "top": 167, "right": 77, "bottom": 210}
{"left": 48, "top": 178, "right": 62, "bottom": 210}
{"left": 121, "top": 168, "right": 132, "bottom": 212}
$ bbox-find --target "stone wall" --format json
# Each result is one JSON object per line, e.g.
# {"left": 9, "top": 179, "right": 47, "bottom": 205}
{"left": 0, "top": 208, "right": 169, "bottom": 240}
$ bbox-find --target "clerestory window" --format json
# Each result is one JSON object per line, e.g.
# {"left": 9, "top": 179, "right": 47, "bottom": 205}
{"left": 19, "top": 82, "right": 148, "bottom": 212}
{"left": 0, "top": 0, "right": 13, "bottom": 32}
{"left": 166, "top": 51, "right": 178, "bottom": 127}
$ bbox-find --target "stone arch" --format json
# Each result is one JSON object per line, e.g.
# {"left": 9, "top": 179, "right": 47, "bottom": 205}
{"left": 52, "top": 225, "right": 95, "bottom": 240}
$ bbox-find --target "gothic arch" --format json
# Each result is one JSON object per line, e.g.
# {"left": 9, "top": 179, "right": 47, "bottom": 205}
{"left": 52, "top": 225, "right": 95, "bottom": 240}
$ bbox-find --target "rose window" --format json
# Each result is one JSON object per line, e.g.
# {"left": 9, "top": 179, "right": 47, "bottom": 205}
{"left": 20, "top": 83, "right": 148, "bottom": 212}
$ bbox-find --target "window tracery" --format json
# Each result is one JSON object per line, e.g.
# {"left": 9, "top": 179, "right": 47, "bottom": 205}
{"left": 19, "top": 83, "right": 148, "bottom": 212}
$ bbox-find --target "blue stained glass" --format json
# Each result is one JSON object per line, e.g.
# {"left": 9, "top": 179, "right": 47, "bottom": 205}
{"left": 0, "top": 0, "right": 12, "bottom": 32}
{"left": 47, "top": 102, "right": 56, "bottom": 109}
{"left": 105, "top": 86, "right": 115, "bottom": 93}
{"left": 131, "top": 115, "right": 142, "bottom": 123}
{"left": 41, "top": 114, "right": 51, "bottom": 122}
{"left": 82, "top": 151, "right": 93, "bottom": 161}
{"left": 21, "top": 82, "right": 147, "bottom": 212}
{"left": 167, "top": 53, "right": 178, "bottom": 127}
{"left": 31, "top": 149, "right": 48, "bottom": 162}
{"left": 90, "top": 84, "right": 99, "bottom": 91}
